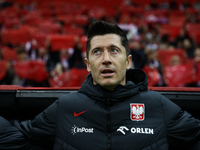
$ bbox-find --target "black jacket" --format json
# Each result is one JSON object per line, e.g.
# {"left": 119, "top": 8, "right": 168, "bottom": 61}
{"left": 0, "top": 116, "right": 43, "bottom": 150}
{"left": 1, "top": 69, "right": 200, "bottom": 150}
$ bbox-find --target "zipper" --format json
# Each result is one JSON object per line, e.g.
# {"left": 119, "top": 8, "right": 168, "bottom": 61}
{"left": 106, "top": 97, "right": 111, "bottom": 150}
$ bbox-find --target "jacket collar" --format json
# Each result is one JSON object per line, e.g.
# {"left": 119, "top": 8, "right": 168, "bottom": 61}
{"left": 78, "top": 68, "right": 148, "bottom": 101}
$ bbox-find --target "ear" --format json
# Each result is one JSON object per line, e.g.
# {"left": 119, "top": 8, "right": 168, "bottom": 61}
{"left": 84, "top": 58, "right": 91, "bottom": 72}
{"left": 126, "top": 55, "right": 132, "bottom": 70}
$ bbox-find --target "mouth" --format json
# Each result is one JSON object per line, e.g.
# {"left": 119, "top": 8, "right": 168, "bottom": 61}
{"left": 101, "top": 69, "right": 115, "bottom": 77}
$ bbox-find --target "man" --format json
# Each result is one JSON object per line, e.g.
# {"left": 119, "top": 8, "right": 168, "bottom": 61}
{"left": 1, "top": 20, "right": 200, "bottom": 150}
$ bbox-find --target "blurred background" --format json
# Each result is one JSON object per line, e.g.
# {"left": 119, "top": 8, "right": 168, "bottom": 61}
{"left": 0, "top": 0, "right": 200, "bottom": 88}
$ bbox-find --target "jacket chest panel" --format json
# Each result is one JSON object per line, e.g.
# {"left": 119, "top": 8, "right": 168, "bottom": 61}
{"left": 56, "top": 98, "right": 109, "bottom": 149}
{"left": 108, "top": 98, "right": 166, "bottom": 149}
{"left": 56, "top": 93, "right": 166, "bottom": 150}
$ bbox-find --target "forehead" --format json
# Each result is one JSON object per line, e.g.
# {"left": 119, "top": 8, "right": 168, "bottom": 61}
{"left": 90, "top": 34, "right": 122, "bottom": 49}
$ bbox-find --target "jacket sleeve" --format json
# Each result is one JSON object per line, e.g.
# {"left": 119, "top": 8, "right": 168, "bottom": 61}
{"left": 0, "top": 116, "right": 43, "bottom": 150}
{"left": 161, "top": 94, "right": 200, "bottom": 150}
{"left": 13, "top": 99, "right": 59, "bottom": 149}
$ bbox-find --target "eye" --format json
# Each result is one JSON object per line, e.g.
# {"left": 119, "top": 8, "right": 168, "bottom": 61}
{"left": 94, "top": 49, "right": 100, "bottom": 54}
{"left": 110, "top": 48, "right": 118, "bottom": 53}
{"left": 92, "top": 49, "right": 101, "bottom": 55}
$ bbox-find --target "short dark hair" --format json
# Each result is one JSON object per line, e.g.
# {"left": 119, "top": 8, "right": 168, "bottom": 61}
{"left": 86, "top": 20, "right": 130, "bottom": 58}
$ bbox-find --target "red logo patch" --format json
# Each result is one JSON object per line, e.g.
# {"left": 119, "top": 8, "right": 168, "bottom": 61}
{"left": 130, "top": 103, "right": 145, "bottom": 121}
{"left": 74, "top": 110, "right": 87, "bottom": 117}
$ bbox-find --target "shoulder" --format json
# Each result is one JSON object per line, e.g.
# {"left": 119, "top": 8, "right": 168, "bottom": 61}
{"left": 59, "top": 91, "right": 88, "bottom": 99}
{"left": 139, "top": 90, "right": 171, "bottom": 106}
{"left": 140, "top": 90, "right": 163, "bottom": 100}
{"left": 58, "top": 91, "right": 89, "bottom": 105}
{"left": 140, "top": 90, "right": 181, "bottom": 111}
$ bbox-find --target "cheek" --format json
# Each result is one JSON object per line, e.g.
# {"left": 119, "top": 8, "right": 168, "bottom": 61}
{"left": 89, "top": 63, "right": 98, "bottom": 74}
{"left": 118, "top": 59, "right": 127, "bottom": 69}
{"left": 117, "top": 60, "right": 128, "bottom": 75}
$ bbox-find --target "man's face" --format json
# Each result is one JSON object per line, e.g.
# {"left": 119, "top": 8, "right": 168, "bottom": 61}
{"left": 85, "top": 34, "right": 132, "bottom": 90}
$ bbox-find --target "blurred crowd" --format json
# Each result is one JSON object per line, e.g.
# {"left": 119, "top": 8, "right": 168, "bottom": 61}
{"left": 0, "top": 0, "right": 200, "bottom": 87}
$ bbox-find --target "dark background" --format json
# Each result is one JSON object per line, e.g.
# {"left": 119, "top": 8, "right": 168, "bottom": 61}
{"left": 0, "top": 87, "right": 200, "bottom": 120}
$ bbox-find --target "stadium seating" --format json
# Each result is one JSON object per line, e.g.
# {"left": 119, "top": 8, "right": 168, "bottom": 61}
{"left": 1, "top": 47, "right": 18, "bottom": 61}
{"left": 159, "top": 24, "right": 182, "bottom": 42}
{"left": 1, "top": 28, "right": 31, "bottom": 45}
{"left": 31, "top": 33, "right": 49, "bottom": 49}
{"left": 1, "top": 0, "right": 200, "bottom": 88}
{"left": 49, "top": 68, "right": 88, "bottom": 87}
{"left": 14, "top": 60, "right": 49, "bottom": 82}
{"left": 157, "top": 49, "right": 187, "bottom": 67}
{"left": 49, "top": 35, "right": 76, "bottom": 51}
{"left": 163, "top": 62, "right": 197, "bottom": 87}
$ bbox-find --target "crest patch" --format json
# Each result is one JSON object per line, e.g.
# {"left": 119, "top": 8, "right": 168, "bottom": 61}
{"left": 130, "top": 103, "right": 145, "bottom": 121}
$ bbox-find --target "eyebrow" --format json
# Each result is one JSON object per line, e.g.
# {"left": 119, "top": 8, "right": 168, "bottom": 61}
{"left": 91, "top": 44, "right": 121, "bottom": 54}
{"left": 93, "top": 44, "right": 120, "bottom": 50}
{"left": 109, "top": 45, "right": 121, "bottom": 50}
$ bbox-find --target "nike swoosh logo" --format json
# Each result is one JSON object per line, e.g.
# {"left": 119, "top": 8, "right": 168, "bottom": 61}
{"left": 74, "top": 110, "right": 87, "bottom": 117}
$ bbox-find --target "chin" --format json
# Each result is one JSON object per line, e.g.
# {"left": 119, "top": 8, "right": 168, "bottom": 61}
{"left": 100, "top": 82, "right": 117, "bottom": 90}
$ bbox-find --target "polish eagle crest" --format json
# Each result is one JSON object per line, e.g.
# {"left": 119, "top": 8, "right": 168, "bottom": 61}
{"left": 130, "top": 104, "right": 145, "bottom": 121}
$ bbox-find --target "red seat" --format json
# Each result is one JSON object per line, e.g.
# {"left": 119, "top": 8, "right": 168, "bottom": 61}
{"left": 169, "top": 10, "right": 185, "bottom": 17}
{"left": 14, "top": 61, "right": 30, "bottom": 79}
{"left": 14, "top": 60, "right": 49, "bottom": 82}
{"left": 134, "top": 0, "right": 151, "bottom": 6}
{"left": 31, "top": 33, "right": 49, "bottom": 49}
{"left": 1, "top": 30, "right": 9, "bottom": 44}
{"left": 24, "top": 11, "right": 42, "bottom": 26}
{"left": 157, "top": 49, "right": 187, "bottom": 67}
{"left": 3, "top": 17, "right": 20, "bottom": 29}
{"left": 49, "top": 68, "right": 80, "bottom": 87}
{"left": 185, "top": 23, "right": 200, "bottom": 38}
{"left": 159, "top": 25, "right": 182, "bottom": 42}
{"left": 190, "top": 31, "right": 200, "bottom": 44}
{"left": 196, "top": 61, "right": 200, "bottom": 81}
{"left": 53, "top": 7, "right": 67, "bottom": 16}
{"left": 142, "top": 66, "right": 161, "bottom": 87}
{"left": 63, "top": 26, "right": 84, "bottom": 37}
{"left": 78, "top": 68, "right": 89, "bottom": 85}
{"left": 144, "top": 9, "right": 169, "bottom": 18}
{"left": 185, "top": 8, "right": 197, "bottom": 15}
{"left": 50, "top": 35, "right": 76, "bottom": 51}
{"left": 168, "top": 16, "right": 186, "bottom": 27}
{"left": 79, "top": 36, "right": 87, "bottom": 53}
{"left": 0, "top": 61, "right": 7, "bottom": 80}
{"left": 39, "top": 8, "right": 53, "bottom": 18}
{"left": 103, "top": 7, "right": 117, "bottom": 19}
{"left": 1, "top": 5, "right": 19, "bottom": 19}
{"left": 74, "top": 15, "right": 89, "bottom": 26}
{"left": 38, "top": 22, "right": 61, "bottom": 34}
{"left": 35, "top": 3, "right": 52, "bottom": 10}
{"left": 88, "top": 8, "right": 105, "bottom": 20}
{"left": 63, "top": 3, "right": 79, "bottom": 15}
{"left": 118, "top": 13, "right": 132, "bottom": 24}
{"left": 20, "top": 24, "right": 39, "bottom": 33}
{"left": 120, "top": 6, "right": 145, "bottom": 16}
{"left": 56, "top": 15, "right": 74, "bottom": 25}
{"left": 14, "top": 0, "right": 32, "bottom": 6}
{"left": 1, "top": 28, "right": 31, "bottom": 45}
{"left": 185, "top": 23, "right": 200, "bottom": 31}
{"left": 163, "top": 63, "right": 196, "bottom": 87}
{"left": 51, "top": 1, "right": 66, "bottom": 8}
{"left": 28, "top": 60, "right": 49, "bottom": 82}
{"left": 95, "top": 0, "right": 121, "bottom": 7}
{"left": 2, "top": 47, "right": 17, "bottom": 61}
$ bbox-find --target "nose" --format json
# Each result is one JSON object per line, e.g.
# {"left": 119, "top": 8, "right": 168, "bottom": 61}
{"left": 102, "top": 50, "right": 112, "bottom": 65}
